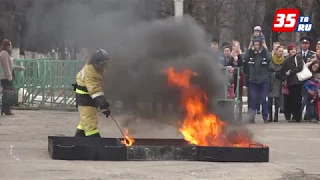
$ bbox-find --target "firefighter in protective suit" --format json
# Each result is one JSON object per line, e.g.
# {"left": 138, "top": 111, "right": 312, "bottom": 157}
{"left": 73, "top": 49, "right": 111, "bottom": 138}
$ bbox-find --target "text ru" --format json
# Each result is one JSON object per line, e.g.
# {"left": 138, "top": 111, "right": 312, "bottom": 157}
{"left": 296, "top": 24, "right": 313, "bottom": 32}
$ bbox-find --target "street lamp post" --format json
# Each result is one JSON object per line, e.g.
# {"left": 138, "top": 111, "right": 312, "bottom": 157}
{"left": 173, "top": 0, "right": 184, "bottom": 17}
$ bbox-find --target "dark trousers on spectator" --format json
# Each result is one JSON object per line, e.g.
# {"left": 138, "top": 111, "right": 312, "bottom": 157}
{"left": 268, "top": 97, "right": 280, "bottom": 122}
{"left": 257, "top": 101, "right": 261, "bottom": 112}
{"left": 317, "top": 101, "right": 320, "bottom": 121}
{"left": 247, "top": 87, "right": 260, "bottom": 108}
{"left": 301, "top": 88, "right": 308, "bottom": 119}
{"left": 247, "top": 90, "right": 261, "bottom": 113}
{"left": 1, "top": 79, "right": 15, "bottom": 114}
{"left": 280, "top": 94, "right": 284, "bottom": 112}
{"left": 283, "top": 94, "right": 291, "bottom": 120}
{"left": 288, "top": 84, "right": 302, "bottom": 121}
{"left": 248, "top": 82, "right": 269, "bottom": 121}
{"left": 304, "top": 95, "right": 316, "bottom": 120}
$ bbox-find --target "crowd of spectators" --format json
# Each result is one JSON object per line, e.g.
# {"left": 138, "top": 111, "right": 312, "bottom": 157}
{"left": 212, "top": 26, "right": 320, "bottom": 124}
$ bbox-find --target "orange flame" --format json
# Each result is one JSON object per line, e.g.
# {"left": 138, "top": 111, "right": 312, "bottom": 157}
{"left": 165, "top": 67, "right": 255, "bottom": 147}
{"left": 121, "top": 128, "right": 135, "bottom": 146}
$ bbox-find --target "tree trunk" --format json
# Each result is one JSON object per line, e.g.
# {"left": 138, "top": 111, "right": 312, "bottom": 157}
{"left": 219, "top": 0, "right": 234, "bottom": 42}
{"left": 307, "top": 0, "right": 320, "bottom": 50}
{"left": 73, "top": 43, "right": 78, "bottom": 60}
{"left": 233, "top": 0, "right": 241, "bottom": 42}
{"left": 206, "top": 0, "right": 223, "bottom": 42}
{"left": 261, "top": 0, "right": 277, "bottom": 48}
{"left": 252, "top": 0, "right": 265, "bottom": 28}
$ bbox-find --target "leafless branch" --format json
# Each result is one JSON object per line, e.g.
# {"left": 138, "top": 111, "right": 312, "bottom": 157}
{"left": 239, "top": 1, "right": 253, "bottom": 28}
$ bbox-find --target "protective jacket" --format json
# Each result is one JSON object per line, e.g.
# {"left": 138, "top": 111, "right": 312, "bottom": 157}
{"left": 74, "top": 63, "right": 105, "bottom": 107}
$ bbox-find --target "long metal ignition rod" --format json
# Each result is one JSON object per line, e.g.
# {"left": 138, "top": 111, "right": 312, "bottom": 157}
{"left": 110, "top": 115, "right": 129, "bottom": 144}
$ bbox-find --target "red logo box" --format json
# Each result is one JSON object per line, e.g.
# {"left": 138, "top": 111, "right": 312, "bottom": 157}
{"left": 272, "top": 8, "right": 300, "bottom": 32}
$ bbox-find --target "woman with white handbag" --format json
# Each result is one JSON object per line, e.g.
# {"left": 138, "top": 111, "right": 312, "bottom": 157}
{"left": 283, "top": 44, "right": 306, "bottom": 122}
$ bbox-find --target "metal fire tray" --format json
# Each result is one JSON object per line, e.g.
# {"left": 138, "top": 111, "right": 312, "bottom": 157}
{"left": 125, "top": 138, "right": 197, "bottom": 161}
{"left": 197, "top": 144, "right": 269, "bottom": 162}
{"left": 48, "top": 136, "right": 126, "bottom": 161}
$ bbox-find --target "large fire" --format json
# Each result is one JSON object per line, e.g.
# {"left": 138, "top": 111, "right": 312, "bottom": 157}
{"left": 121, "top": 67, "right": 258, "bottom": 148}
{"left": 164, "top": 67, "right": 255, "bottom": 147}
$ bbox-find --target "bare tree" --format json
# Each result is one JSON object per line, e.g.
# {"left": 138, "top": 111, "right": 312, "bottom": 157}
{"left": 0, "top": 0, "right": 318, "bottom": 54}
{"left": 205, "top": 0, "right": 224, "bottom": 42}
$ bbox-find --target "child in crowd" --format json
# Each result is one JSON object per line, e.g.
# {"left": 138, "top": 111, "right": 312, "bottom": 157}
{"left": 304, "top": 73, "right": 320, "bottom": 121}
{"left": 248, "top": 26, "right": 268, "bottom": 50}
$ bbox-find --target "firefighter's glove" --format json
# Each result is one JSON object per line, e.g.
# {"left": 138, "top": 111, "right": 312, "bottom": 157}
{"left": 102, "top": 108, "right": 111, "bottom": 118}
{"left": 71, "top": 83, "right": 77, "bottom": 92}
{"left": 94, "top": 95, "right": 110, "bottom": 109}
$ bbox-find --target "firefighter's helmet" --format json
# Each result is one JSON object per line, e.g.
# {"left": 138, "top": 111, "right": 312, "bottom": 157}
{"left": 90, "top": 49, "right": 110, "bottom": 65}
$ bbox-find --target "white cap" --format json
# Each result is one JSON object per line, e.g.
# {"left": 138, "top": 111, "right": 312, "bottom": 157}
{"left": 254, "top": 26, "right": 262, "bottom": 31}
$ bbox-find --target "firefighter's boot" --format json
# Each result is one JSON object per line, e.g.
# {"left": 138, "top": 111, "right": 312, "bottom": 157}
{"left": 86, "top": 132, "right": 101, "bottom": 138}
{"left": 74, "top": 129, "right": 85, "bottom": 137}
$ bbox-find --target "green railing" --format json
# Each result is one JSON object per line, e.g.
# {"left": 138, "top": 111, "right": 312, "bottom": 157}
{"left": 14, "top": 58, "right": 83, "bottom": 109}
{"left": 217, "top": 67, "right": 242, "bottom": 121}
{"left": 221, "top": 67, "right": 241, "bottom": 100}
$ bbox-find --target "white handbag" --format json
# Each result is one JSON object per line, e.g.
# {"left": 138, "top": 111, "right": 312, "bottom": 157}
{"left": 294, "top": 56, "right": 312, "bottom": 81}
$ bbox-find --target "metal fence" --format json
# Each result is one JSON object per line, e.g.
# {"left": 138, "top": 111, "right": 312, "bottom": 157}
{"left": 14, "top": 59, "right": 83, "bottom": 109}
{"left": 216, "top": 67, "right": 243, "bottom": 121}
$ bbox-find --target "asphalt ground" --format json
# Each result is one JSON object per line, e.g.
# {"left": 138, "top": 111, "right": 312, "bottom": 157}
{"left": 0, "top": 110, "right": 320, "bottom": 180}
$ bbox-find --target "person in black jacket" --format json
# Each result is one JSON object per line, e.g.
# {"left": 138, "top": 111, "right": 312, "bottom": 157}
{"left": 282, "top": 44, "right": 304, "bottom": 122}
{"left": 243, "top": 39, "right": 272, "bottom": 123}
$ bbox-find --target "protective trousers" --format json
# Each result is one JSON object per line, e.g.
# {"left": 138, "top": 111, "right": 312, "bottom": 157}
{"left": 75, "top": 106, "right": 100, "bottom": 137}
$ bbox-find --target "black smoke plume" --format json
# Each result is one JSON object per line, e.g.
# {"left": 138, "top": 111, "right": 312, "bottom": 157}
{"left": 25, "top": 0, "right": 234, "bottom": 124}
